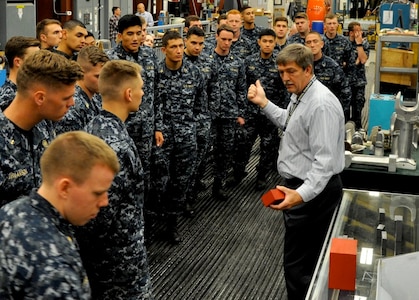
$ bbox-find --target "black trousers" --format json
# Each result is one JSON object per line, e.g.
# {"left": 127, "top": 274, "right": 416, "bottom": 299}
{"left": 282, "top": 174, "right": 342, "bottom": 300}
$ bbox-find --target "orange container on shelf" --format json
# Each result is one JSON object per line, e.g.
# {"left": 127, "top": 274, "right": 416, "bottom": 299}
{"left": 307, "top": 0, "right": 326, "bottom": 22}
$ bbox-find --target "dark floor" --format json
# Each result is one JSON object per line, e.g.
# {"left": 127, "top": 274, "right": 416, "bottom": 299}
{"left": 145, "top": 144, "right": 288, "bottom": 299}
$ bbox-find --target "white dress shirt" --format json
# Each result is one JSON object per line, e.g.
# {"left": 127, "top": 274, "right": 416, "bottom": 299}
{"left": 263, "top": 77, "right": 345, "bottom": 202}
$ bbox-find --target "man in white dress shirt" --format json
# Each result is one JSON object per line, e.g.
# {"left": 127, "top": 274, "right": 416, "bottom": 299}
{"left": 248, "top": 43, "right": 345, "bottom": 300}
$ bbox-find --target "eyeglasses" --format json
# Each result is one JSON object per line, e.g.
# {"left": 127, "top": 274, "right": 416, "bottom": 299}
{"left": 305, "top": 39, "right": 320, "bottom": 45}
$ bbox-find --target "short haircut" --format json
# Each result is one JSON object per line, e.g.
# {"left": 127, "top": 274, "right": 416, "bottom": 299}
{"left": 306, "top": 30, "right": 322, "bottom": 40}
{"left": 86, "top": 31, "right": 95, "bottom": 38}
{"left": 41, "top": 131, "right": 120, "bottom": 185}
{"left": 348, "top": 21, "right": 361, "bottom": 32}
{"left": 5, "top": 36, "right": 40, "bottom": 69}
{"left": 186, "top": 26, "right": 205, "bottom": 39}
{"left": 294, "top": 12, "right": 308, "bottom": 21}
{"left": 217, "top": 24, "right": 235, "bottom": 36}
{"left": 274, "top": 16, "right": 288, "bottom": 25}
{"left": 17, "top": 50, "right": 83, "bottom": 92}
{"left": 118, "top": 14, "right": 143, "bottom": 33}
{"left": 112, "top": 6, "right": 120, "bottom": 14}
{"left": 240, "top": 5, "right": 253, "bottom": 13}
{"left": 161, "top": 30, "right": 182, "bottom": 47}
{"left": 217, "top": 14, "right": 227, "bottom": 25}
{"left": 226, "top": 9, "right": 241, "bottom": 17}
{"left": 77, "top": 45, "right": 109, "bottom": 70}
{"left": 36, "top": 19, "right": 62, "bottom": 40}
{"left": 185, "top": 15, "right": 200, "bottom": 28}
{"left": 276, "top": 43, "right": 313, "bottom": 72}
{"left": 98, "top": 60, "right": 142, "bottom": 99}
{"left": 325, "top": 13, "right": 338, "bottom": 21}
{"left": 63, "top": 19, "right": 86, "bottom": 30}
{"left": 258, "top": 28, "right": 277, "bottom": 40}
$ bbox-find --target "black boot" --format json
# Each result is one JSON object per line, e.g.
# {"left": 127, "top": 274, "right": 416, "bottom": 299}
{"left": 166, "top": 215, "right": 182, "bottom": 244}
{"left": 255, "top": 173, "right": 267, "bottom": 191}
{"left": 226, "top": 170, "right": 248, "bottom": 187}
{"left": 212, "top": 179, "right": 228, "bottom": 201}
{"left": 183, "top": 202, "right": 195, "bottom": 218}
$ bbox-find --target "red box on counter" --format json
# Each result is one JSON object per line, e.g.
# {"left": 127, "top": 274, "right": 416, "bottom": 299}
{"left": 328, "top": 238, "right": 357, "bottom": 291}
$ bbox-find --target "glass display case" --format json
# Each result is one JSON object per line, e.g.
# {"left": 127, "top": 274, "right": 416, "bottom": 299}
{"left": 306, "top": 189, "right": 419, "bottom": 299}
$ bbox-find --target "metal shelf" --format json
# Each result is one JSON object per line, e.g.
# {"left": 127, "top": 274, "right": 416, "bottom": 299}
{"left": 374, "top": 35, "right": 419, "bottom": 94}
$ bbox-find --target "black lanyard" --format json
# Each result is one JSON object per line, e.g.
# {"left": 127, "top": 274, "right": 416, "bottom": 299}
{"left": 279, "top": 76, "right": 316, "bottom": 138}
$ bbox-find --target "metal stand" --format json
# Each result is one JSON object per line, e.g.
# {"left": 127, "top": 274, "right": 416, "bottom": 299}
{"left": 392, "top": 92, "right": 419, "bottom": 170}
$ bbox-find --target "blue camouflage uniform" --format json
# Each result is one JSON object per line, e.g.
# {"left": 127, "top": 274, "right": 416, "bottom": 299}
{"left": 241, "top": 25, "right": 265, "bottom": 51}
{"left": 183, "top": 52, "right": 213, "bottom": 206}
{"left": 106, "top": 44, "right": 157, "bottom": 210}
{"left": 233, "top": 51, "right": 290, "bottom": 182}
{"left": 347, "top": 39, "right": 370, "bottom": 129}
{"left": 323, "top": 34, "right": 353, "bottom": 73}
{"left": 313, "top": 54, "right": 352, "bottom": 117}
{"left": 0, "top": 190, "right": 91, "bottom": 299}
{"left": 203, "top": 35, "right": 216, "bottom": 54}
{"left": 274, "top": 40, "right": 289, "bottom": 52}
{"left": 55, "top": 85, "right": 102, "bottom": 134}
{"left": 0, "top": 79, "right": 17, "bottom": 110}
{"left": 207, "top": 50, "right": 247, "bottom": 189}
{"left": 287, "top": 33, "right": 306, "bottom": 45}
{"left": 152, "top": 59, "right": 204, "bottom": 215}
{"left": 50, "top": 48, "right": 78, "bottom": 61}
{"left": 0, "top": 112, "right": 55, "bottom": 207}
{"left": 79, "top": 110, "right": 152, "bottom": 299}
{"left": 204, "top": 34, "right": 256, "bottom": 60}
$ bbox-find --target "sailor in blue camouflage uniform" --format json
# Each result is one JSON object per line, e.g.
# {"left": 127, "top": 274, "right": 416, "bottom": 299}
{"left": 51, "top": 19, "right": 87, "bottom": 61}
{"left": 204, "top": 9, "right": 256, "bottom": 59}
{"left": 323, "top": 14, "right": 353, "bottom": 75}
{"left": 55, "top": 45, "right": 109, "bottom": 134}
{"left": 78, "top": 60, "right": 153, "bottom": 299}
{"left": 287, "top": 12, "right": 310, "bottom": 45}
{"left": 203, "top": 14, "right": 227, "bottom": 52}
{"left": 153, "top": 31, "right": 205, "bottom": 243}
{"left": 240, "top": 6, "right": 265, "bottom": 50}
{"left": 106, "top": 14, "right": 157, "bottom": 213}
{"left": 0, "top": 50, "right": 83, "bottom": 207}
{"left": 273, "top": 16, "right": 290, "bottom": 52}
{"left": 347, "top": 21, "right": 369, "bottom": 129}
{"left": 0, "top": 131, "right": 119, "bottom": 300}
{"left": 0, "top": 36, "right": 40, "bottom": 110}
{"left": 305, "top": 31, "right": 352, "bottom": 117}
{"left": 183, "top": 26, "right": 214, "bottom": 216}
{"left": 207, "top": 25, "right": 247, "bottom": 200}
{"left": 232, "top": 29, "right": 289, "bottom": 190}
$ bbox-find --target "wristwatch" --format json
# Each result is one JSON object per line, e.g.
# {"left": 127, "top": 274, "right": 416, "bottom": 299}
{"left": 356, "top": 44, "right": 363, "bottom": 47}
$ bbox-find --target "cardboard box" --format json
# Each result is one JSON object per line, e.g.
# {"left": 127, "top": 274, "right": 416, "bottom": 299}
{"left": 328, "top": 238, "right": 357, "bottom": 291}
{"left": 380, "top": 47, "right": 414, "bottom": 86}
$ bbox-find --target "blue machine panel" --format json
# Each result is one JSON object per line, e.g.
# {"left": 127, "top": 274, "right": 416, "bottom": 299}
{"left": 379, "top": 3, "right": 410, "bottom": 30}
{"left": 368, "top": 93, "right": 398, "bottom": 135}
